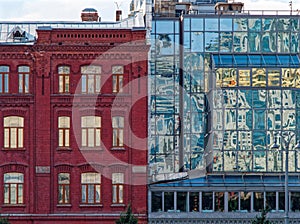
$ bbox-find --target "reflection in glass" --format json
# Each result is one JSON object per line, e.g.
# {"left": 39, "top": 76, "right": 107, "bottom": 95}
{"left": 234, "top": 18, "right": 248, "bottom": 31}
{"left": 224, "top": 131, "right": 237, "bottom": 150}
{"left": 268, "top": 90, "right": 281, "bottom": 108}
{"left": 291, "top": 32, "right": 299, "bottom": 53}
{"left": 202, "top": 192, "right": 213, "bottom": 210}
{"left": 189, "top": 192, "right": 199, "bottom": 212}
{"left": 291, "top": 192, "right": 300, "bottom": 211}
{"left": 152, "top": 192, "right": 162, "bottom": 212}
{"left": 220, "top": 18, "right": 232, "bottom": 31}
{"left": 237, "top": 109, "right": 252, "bottom": 130}
{"left": 253, "top": 110, "right": 266, "bottom": 130}
{"left": 279, "top": 192, "right": 285, "bottom": 210}
{"left": 238, "top": 151, "right": 252, "bottom": 171}
{"left": 222, "top": 68, "right": 236, "bottom": 87}
{"left": 252, "top": 68, "right": 266, "bottom": 87}
{"left": 191, "top": 32, "right": 203, "bottom": 52}
{"left": 254, "top": 151, "right": 266, "bottom": 171}
{"left": 228, "top": 192, "right": 238, "bottom": 211}
{"left": 268, "top": 69, "right": 280, "bottom": 86}
{"left": 238, "top": 90, "right": 252, "bottom": 108}
{"left": 233, "top": 32, "right": 247, "bottom": 52}
{"left": 240, "top": 192, "right": 251, "bottom": 211}
{"left": 205, "top": 18, "right": 218, "bottom": 31}
{"left": 248, "top": 32, "right": 260, "bottom": 52}
{"left": 177, "top": 192, "right": 187, "bottom": 212}
{"left": 205, "top": 32, "right": 219, "bottom": 52}
{"left": 238, "top": 131, "right": 252, "bottom": 150}
{"left": 224, "top": 151, "right": 236, "bottom": 171}
{"left": 215, "top": 192, "right": 224, "bottom": 211}
{"left": 239, "top": 69, "right": 250, "bottom": 86}
{"left": 266, "top": 192, "right": 276, "bottom": 210}
{"left": 249, "top": 18, "right": 261, "bottom": 32}
{"left": 164, "top": 192, "right": 174, "bottom": 211}
{"left": 262, "top": 32, "right": 277, "bottom": 52}
{"left": 282, "top": 68, "right": 295, "bottom": 87}
{"left": 277, "top": 32, "right": 290, "bottom": 53}
{"left": 220, "top": 32, "right": 232, "bottom": 52}
{"left": 254, "top": 192, "right": 264, "bottom": 211}
{"left": 225, "top": 109, "right": 236, "bottom": 129}
{"left": 223, "top": 89, "right": 237, "bottom": 107}
{"left": 253, "top": 131, "right": 266, "bottom": 151}
{"left": 252, "top": 90, "right": 266, "bottom": 108}
{"left": 262, "top": 18, "right": 276, "bottom": 31}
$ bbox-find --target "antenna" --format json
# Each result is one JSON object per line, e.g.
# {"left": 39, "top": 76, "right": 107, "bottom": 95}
{"left": 114, "top": 1, "right": 122, "bottom": 9}
{"left": 289, "top": 1, "right": 292, "bottom": 15}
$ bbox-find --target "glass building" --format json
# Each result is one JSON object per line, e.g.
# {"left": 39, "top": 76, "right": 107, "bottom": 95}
{"left": 148, "top": 1, "right": 300, "bottom": 223}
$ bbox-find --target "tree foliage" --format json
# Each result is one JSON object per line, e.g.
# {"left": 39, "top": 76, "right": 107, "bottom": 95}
{"left": 0, "top": 217, "right": 10, "bottom": 224}
{"left": 252, "top": 208, "right": 272, "bottom": 224}
{"left": 115, "top": 204, "right": 138, "bottom": 224}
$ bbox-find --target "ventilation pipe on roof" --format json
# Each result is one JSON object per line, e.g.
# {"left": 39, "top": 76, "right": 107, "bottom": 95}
{"left": 116, "top": 10, "right": 122, "bottom": 21}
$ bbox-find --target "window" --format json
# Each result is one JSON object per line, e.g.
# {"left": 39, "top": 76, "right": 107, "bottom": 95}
{"left": 58, "top": 173, "right": 70, "bottom": 204}
{"left": 112, "top": 66, "right": 124, "bottom": 93}
{"left": 81, "top": 116, "right": 101, "bottom": 147}
{"left": 58, "top": 117, "right": 70, "bottom": 147}
{"left": 18, "top": 66, "right": 29, "bottom": 93}
{"left": 58, "top": 66, "right": 70, "bottom": 93}
{"left": 0, "top": 66, "right": 9, "bottom": 93}
{"left": 81, "top": 66, "right": 101, "bottom": 93}
{"left": 81, "top": 173, "right": 101, "bottom": 204}
{"left": 4, "top": 116, "right": 24, "bottom": 149}
{"left": 112, "top": 173, "right": 124, "bottom": 204}
{"left": 4, "top": 173, "right": 24, "bottom": 204}
{"left": 112, "top": 116, "right": 124, "bottom": 147}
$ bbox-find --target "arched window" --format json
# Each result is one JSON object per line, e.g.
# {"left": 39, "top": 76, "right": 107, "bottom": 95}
{"left": 81, "top": 116, "right": 101, "bottom": 147}
{"left": 4, "top": 172, "right": 24, "bottom": 204}
{"left": 58, "top": 173, "right": 70, "bottom": 204}
{"left": 4, "top": 116, "right": 24, "bottom": 149}
{"left": 81, "top": 66, "right": 101, "bottom": 93}
{"left": 112, "top": 173, "right": 124, "bottom": 204}
{"left": 81, "top": 172, "right": 101, "bottom": 204}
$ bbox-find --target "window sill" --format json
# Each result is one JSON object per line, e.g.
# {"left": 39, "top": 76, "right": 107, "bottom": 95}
{"left": 57, "top": 204, "right": 72, "bottom": 207}
{"left": 111, "top": 147, "right": 125, "bottom": 151}
{"left": 2, "top": 148, "right": 26, "bottom": 151}
{"left": 56, "top": 147, "right": 72, "bottom": 151}
{"left": 79, "top": 204, "right": 103, "bottom": 207}
{"left": 2, "top": 204, "right": 26, "bottom": 207}
{"left": 111, "top": 203, "right": 126, "bottom": 207}
{"left": 80, "top": 147, "right": 103, "bottom": 151}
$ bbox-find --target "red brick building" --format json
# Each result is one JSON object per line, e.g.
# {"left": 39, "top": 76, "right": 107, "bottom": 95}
{"left": 0, "top": 26, "right": 148, "bottom": 223}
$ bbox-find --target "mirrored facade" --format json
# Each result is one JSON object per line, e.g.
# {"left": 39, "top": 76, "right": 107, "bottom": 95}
{"left": 150, "top": 15, "right": 300, "bottom": 179}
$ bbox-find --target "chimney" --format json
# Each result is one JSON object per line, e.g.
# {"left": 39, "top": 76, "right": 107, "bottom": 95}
{"left": 81, "top": 8, "right": 99, "bottom": 22}
{"left": 116, "top": 10, "right": 122, "bottom": 21}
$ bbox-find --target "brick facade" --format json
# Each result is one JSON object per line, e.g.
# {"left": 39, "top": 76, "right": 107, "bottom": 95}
{"left": 0, "top": 27, "right": 148, "bottom": 223}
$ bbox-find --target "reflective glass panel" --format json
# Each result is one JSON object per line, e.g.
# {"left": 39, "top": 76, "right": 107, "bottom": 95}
{"left": 268, "top": 69, "right": 280, "bottom": 86}
{"left": 252, "top": 68, "right": 266, "bottom": 87}
{"left": 238, "top": 69, "right": 250, "bottom": 86}
{"left": 233, "top": 32, "right": 247, "bottom": 52}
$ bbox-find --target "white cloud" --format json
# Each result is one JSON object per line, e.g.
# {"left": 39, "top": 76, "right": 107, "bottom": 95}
{"left": 0, "top": 0, "right": 131, "bottom": 21}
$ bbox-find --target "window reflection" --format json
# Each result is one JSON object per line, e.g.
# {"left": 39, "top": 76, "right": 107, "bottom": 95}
{"left": 228, "top": 192, "right": 238, "bottom": 211}
{"left": 252, "top": 68, "right": 266, "bottom": 87}
{"left": 189, "top": 192, "right": 199, "bottom": 212}
{"left": 238, "top": 69, "right": 250, "bottom": 86}
{"left": 268, "top": 69, "right": 280, "bottom": 86}
{"left": 224, "top": 151, "right": 236, "bottom": 171}
{"left": 215, "top": 192, "right": 224, "bottom": 211}
{"left": 266, "top": 192, "right": 276, "bottom": 210}
{"left": 164, "top": 192, "right": 174, "bottom": 211}
{"left": 291, "top": 192, "right": 300, "bottom": 211}
{"left": 177, "top": 192, "right": 187, "bottom": 212}
{"left": 254, "top": 192, "right": 264, "bottom": 211}
{"left": 240, "top": 192, "right": 251, "bottom": 211}
{"left": 202, "top": 192, "right": 213, "bottom": 210}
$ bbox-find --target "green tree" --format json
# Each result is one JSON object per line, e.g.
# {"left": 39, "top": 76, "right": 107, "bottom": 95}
{"left": 252, "top": 208, "right": 271, "bottom": 224}
{"left": 0, "top": 217, "right": 10, "bottom": 224}
{"left": 115, "top": 204, "right": 138, "bottom": 224}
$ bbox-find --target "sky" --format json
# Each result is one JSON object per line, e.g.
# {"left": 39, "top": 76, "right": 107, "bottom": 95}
{"left": 0, "top": 0, "right": 299, "bottom": 22}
